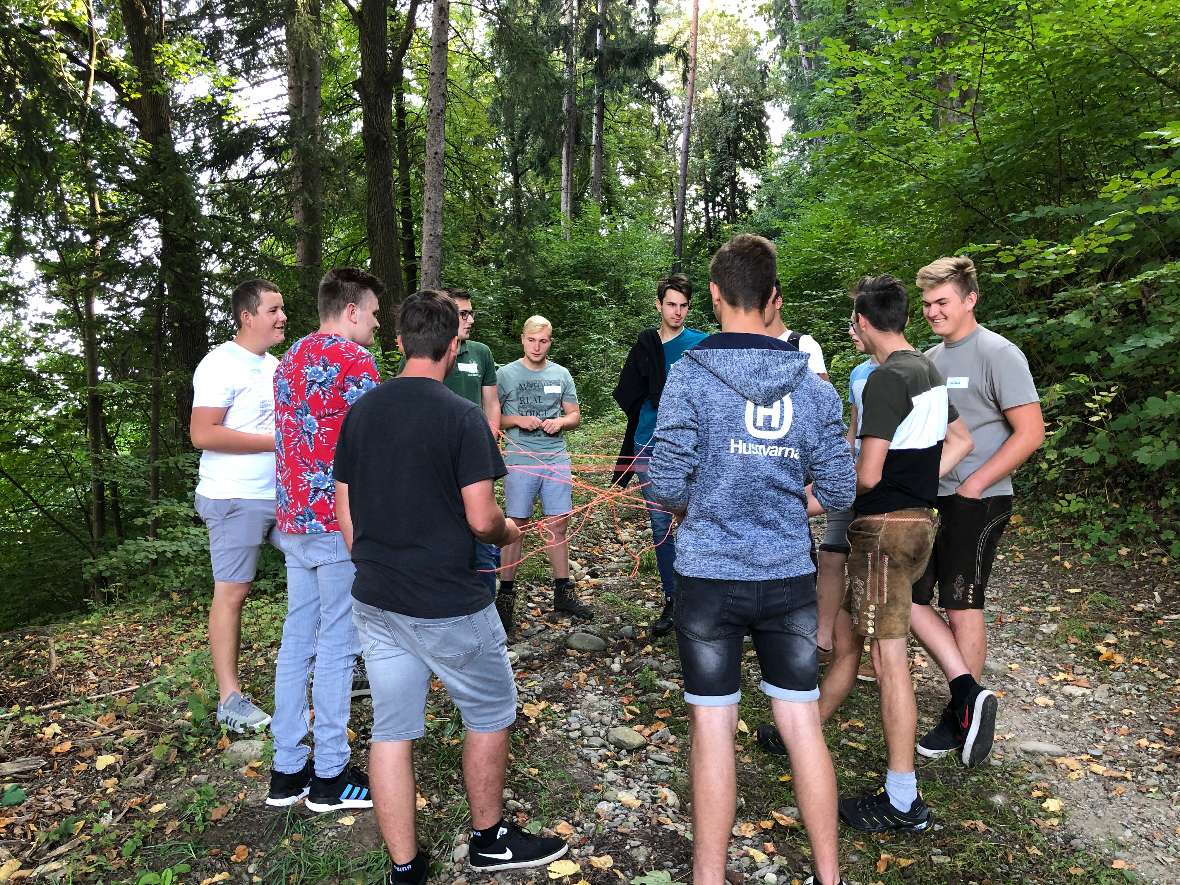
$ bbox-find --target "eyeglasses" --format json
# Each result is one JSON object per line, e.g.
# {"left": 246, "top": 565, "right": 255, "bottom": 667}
{"left": 458, "top": 310, "right": 475, "bottom": 320}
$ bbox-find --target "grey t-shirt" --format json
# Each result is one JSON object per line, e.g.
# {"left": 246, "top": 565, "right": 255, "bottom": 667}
{"left": 925, "top": 325, "right": 1039, "bottom": 498}
{"left": 497, "top": 359, "right": 579, "bottom": 465}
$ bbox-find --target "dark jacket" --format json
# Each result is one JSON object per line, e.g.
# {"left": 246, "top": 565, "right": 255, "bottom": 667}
{"left": 611, "top": 328, "right": 665, "bottom": 487}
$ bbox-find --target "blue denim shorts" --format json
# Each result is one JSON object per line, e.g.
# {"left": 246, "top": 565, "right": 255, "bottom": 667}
{"left": 674, "top": 574, "right": 820, "bottom": 706}
{"left": 352, "top": 600, "right": 517, "bottom": 741}
{"left": 503, "top": 458, "right": 573, "bottom": 518}
{"left": 194, "top": 494, "right": 276, "bottom": 583}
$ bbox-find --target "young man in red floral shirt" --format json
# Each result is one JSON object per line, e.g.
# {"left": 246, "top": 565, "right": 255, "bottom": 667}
{"left": 266, "top": 267, "right": 383, "bottom": 811}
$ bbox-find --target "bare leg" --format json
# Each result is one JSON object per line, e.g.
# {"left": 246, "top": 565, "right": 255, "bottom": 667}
{"left": 370, "top": 740, "right": 418, "bottom": 864}
{"left": 689, "top": 705, "right": 737, "bottom": 885}
{"left": 873, "top": 638, "right": 916, "bottom": 773}
{"left": 542, "top": 515, "right": 570, "bottom": 580}
{"left": 818, "top": 608, "right": 860, "bottom": 723}
{"left": 948, "top": 608, "right": 987, "bottom": 679}
{"left": 910, "top": 603, "right": 971, "bottom": 681}
{"left": 815, "top": 551, "right": 847, "bottom": 652}
{"left": 499, "top": 518, "right": 530, "bottom": 582}
{"left": 771, "top": 700, "right": 840, "bottom": 885}
{"left": 209, "top": 580, "right": 250, "bottom": 701}
{"left": 463, "top": 729, "right": 509, "bottom": 830}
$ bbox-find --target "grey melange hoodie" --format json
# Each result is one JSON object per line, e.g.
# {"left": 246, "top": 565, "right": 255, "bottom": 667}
{"left": 648, "top": 332, "right": 857, "bottom": 581}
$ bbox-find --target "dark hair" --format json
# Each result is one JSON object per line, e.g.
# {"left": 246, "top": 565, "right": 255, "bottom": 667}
{"left": 852, "top": 274, "right": 910, "bottom": 334}
{"left": 443, "top": 287, "right": 471, "bottom": 302}
{"left": 231, "top": 279, "right": 280, "bottom": 328}
{"left": 398, "top": 290, "right": 458, "bottom": 360}
{"left": 708, "top": 234, "right": 776, "bottom": 312}
{"left": 657, "top": 273, "right": 693, "bottom": 303}
{"left": 319, "top": 267, "right": 385, "bottom": 322}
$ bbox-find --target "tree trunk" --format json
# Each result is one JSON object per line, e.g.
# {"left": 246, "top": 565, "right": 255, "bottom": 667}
{"left": 590, "top": 0, "right": 606, "bottom": 203}
{"left": 672, "top": 0, "right": 699, "bottom": 264}
{"left": 394, "top": 70, "right": 418, "bottom": 292}
{"left": 287, "top": 0, "right": 324, "bottom": 306}
{"left": 117, "top": 0, "right": 209, "bottom": 434}
{"left": 787, "top": 0, "right": 812, "bottom": 72}
{"left": 560, "top": 0, "right": 579, "bottom": 233}
{"left": 354, "top": 0, "right": 408, "bottom": 346}
{"left": 148, "top": 277, "right": 164, "bottom": 542}
{"left": 420, "top": 0, "right": 449, "bottom": 289}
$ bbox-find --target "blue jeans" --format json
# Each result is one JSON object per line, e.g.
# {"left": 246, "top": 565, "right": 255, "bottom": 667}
{"left": 475, "top": 541, "right": 501, "bottom": 595}
{"left": 272, "top": 531, "right": 358, "bottom": 778}
{"left": 637, "top": 451, "right": 677, "bottom": 601}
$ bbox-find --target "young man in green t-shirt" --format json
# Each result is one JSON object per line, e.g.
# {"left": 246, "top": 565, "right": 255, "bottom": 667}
{"left": 496, "top": 315, "right": 590, "bottom": 628}
{"left": 443, "top": 290, "right": 503, "bottom": 599}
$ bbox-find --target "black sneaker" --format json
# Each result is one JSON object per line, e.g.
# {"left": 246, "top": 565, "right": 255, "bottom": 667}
{"left": 265, "top": 760, "right": 312, "bottom": 807}
{"left": 351, "top": 658, "right": 371, "bottom": 699}
{"left": 304, "top": 766, "right": 373, "bottom": 813}
{"left": 755, "top": 723, "right": 788, "bottom": 756}
{"left": 958, "top": 684, "right": 998, "bottom": 768}
{"left": 917, "top": 703, "right": 963, "bottom": 760}
{"left": 553, "top": 585, "right": 594, "bottom": 621}
{"left": 468, "top": 821, "right": 569, "bottom": 872}
{"left": 649, "top": 599, "right": 674, "bottom": 637}
{"left": 838, "top": 787, "right": 932, "bottom": 833}
{"left": 803, "top": 877, "right": 849, "bottom": 885}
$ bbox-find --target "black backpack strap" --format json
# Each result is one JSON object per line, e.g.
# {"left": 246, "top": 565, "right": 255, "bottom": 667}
{"left": 787, "top": 331, "right": 802, "bottom": 350}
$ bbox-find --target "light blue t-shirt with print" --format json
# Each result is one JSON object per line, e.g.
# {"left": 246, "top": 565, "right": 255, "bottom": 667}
{"left": 848, "top": 358, "right": 877, "bottom": 455}
{"left": 635, "top": 328, "right": 709, "bottom": 449}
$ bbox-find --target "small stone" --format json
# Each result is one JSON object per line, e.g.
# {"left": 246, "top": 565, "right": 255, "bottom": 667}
{"left": 607, "top": 726, "right": 648, "bottom": 751}
{"left": 595, "top": 801, "right": 615, "bottom": 818}
{"left": 657, "top": 787, "right": 680, "bottom": 810}
{"left": 931, "top": 855, "right": 951, "bottom": 865}
{"left": 649, "top": 753, "right": 674, "bottom": 765}
{"left": 222, "top": 739, "right": 265, "bottom": 766}
{"left": 566, "top": 632, "right": 608, "bottom": 652}
{"left": 452, "top": 843, "right": 469, "bottom": 862}
{"left": 620, "top": 625, "right": 638, "bottom": 639}
{"left": 983, "top": 659, "right": 1007, "bottom": 676}
{"left": 586, "top": 737, "right": 605, "bottom": 748}
{"left": 1061, "top": 685, "right": 1090, "bottom": 697}
{"left": 1038, "top": 623, "right": 1058, "bottom": 635}
{"left": 1017, "top": 740, "right": 1066, "bottom": 756}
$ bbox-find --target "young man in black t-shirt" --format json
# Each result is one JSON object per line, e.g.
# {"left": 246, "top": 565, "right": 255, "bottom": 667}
{"left": 822, "top": 276, "right": 986, "bottom": 834}
{"left": 334, "top": 291, "right": 568, "bottom": 884}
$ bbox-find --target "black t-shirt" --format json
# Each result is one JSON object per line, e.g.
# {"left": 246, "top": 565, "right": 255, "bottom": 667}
{"left": 855, "top": 350, "right": 958, "bottom": 515}
{"left": 334, "top": 376, "right": 506, "bottom": 617}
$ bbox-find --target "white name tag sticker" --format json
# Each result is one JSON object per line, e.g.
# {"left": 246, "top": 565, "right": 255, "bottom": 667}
{"left": 457, "top": 362, "right": 478, "bottom": 373}
{"left": 543, "top": 384, "right": 562, "bottom": 394}
{"left": 947, "top": 376, "right": 970, "bottom": 389}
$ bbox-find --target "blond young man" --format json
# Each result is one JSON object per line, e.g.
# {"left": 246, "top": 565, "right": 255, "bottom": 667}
{"left": 912, "top": 257, "right": 1045, "bottom": 763}
{"left": 496, "top": 316, "right": 590, "bottom": 623}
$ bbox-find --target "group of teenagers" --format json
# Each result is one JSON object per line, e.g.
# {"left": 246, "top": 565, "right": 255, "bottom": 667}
{"left": 188, "top": 233, "right": 1044, "bottom": 885}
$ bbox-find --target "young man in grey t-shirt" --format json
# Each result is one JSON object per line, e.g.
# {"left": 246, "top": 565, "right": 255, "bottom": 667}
{"left": 911, "top": 256, "right": 1045, "bottom": 764}
{"left": 496, "top": 315, "right": 591, "bottom": 627}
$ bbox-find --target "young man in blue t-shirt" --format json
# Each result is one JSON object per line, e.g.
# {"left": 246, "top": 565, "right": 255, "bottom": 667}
{"left": 612, "top": 274, "right": 708, "bottom": 636}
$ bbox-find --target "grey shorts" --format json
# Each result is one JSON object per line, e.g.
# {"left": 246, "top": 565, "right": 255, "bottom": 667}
{"left": 352, "top": 600, "right": 517, "bottom": 741}
{"left": 194, "top": 494, "right": 277, "bottom": 583}
{"left": 819, "top": 507, "right": 856, "bottom": 555}
{"left": 504, "top": 459, "right": 573, "bottom": 519}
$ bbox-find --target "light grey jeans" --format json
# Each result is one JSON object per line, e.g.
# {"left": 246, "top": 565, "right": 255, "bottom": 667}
{"left": 271, "top": 531, "right": 358, "bottom": 778}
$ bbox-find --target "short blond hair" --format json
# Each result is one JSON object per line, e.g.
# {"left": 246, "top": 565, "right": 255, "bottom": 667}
{"left": 522, "top": 315, "right": 552, "bottom": 335}
{"left": 916, "top": 256, "right": 978, "bottom": 300}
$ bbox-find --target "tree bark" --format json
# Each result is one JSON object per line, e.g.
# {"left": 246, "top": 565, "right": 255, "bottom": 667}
{"left": 787, "top": 0, "right": 812, "bottom": 72}
{"left": 287, "top": 0, "right": 324, "bottom": 306}
{"left": 420, "top": 0, "right": 449, "bottom": 289}
{"left": 117, "top": 0, "right": 209, "bottom": 433}
{"left": 673, "top": 0, "right": 699, "bottom": 264}
{"left": 590, "top": 0, "right": 606, "bottom": 203}
{"left": 353, "top": 0, "right": 409, "bottom": 346}
{"left": 560, "top": 0, "right": 579, "bottom": 233}
{"left": 392, "top": 1, "right": 421, "bottom": 293}
{"left": 148, "top": 277, "right": 164, "bottom": 542}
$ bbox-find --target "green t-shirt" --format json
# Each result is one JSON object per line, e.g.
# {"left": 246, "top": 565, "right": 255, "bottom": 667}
{"left": 497, "top": 359, "right": 578, "bottom": 465}
{"left": 444, "top": 339, "right": 497, "bottom": 406}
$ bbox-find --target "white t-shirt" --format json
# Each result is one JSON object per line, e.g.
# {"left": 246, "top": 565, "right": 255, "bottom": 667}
{"left": 779, "top": 329, "right": 828, "bottom": 376}
{"left": 192, "top": 341, "right": 278, "bottom": 500}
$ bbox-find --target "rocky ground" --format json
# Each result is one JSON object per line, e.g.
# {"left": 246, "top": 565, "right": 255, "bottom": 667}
{"left": 1, "top": 498, "right": 1177, "bottom": 884}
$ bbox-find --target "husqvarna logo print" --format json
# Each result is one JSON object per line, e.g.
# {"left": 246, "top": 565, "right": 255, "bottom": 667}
{"left": 744, "top": 395, "right": 793, "bottom": 439}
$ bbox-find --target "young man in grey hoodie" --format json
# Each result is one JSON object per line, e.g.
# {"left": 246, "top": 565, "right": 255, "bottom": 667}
{"left": 648, "top": 234, "right": 856, "bottom": 885}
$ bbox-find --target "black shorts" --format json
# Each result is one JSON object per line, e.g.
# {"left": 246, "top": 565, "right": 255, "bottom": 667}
{"left": 674, "top": 573, "right": 819, "bottom": 706}
{"left": 912, "top": 494, "right": 1013, "bottom": 610}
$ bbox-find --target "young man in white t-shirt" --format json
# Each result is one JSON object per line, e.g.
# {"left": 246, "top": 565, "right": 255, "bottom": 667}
{"left": 191, "top": 280, "right": 287, "bottom": 733}
{"left": 766, "top": 279, "right": 829, "bottom": 380}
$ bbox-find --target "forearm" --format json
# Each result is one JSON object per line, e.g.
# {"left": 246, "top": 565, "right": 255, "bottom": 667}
{"left": 335, "top": 482, "right": 354, "bottom": 550}
{"left": 472, "top": 510, "right": 515, "bottom": 546}
{"left": 192, "top": 425, "right": 274, "bottom": 454}
{"left": 962, "top": 432, "right": 1041, "bottom": 492}
{"left": 484, "top": 399, "right": 502, "bottom": 437}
